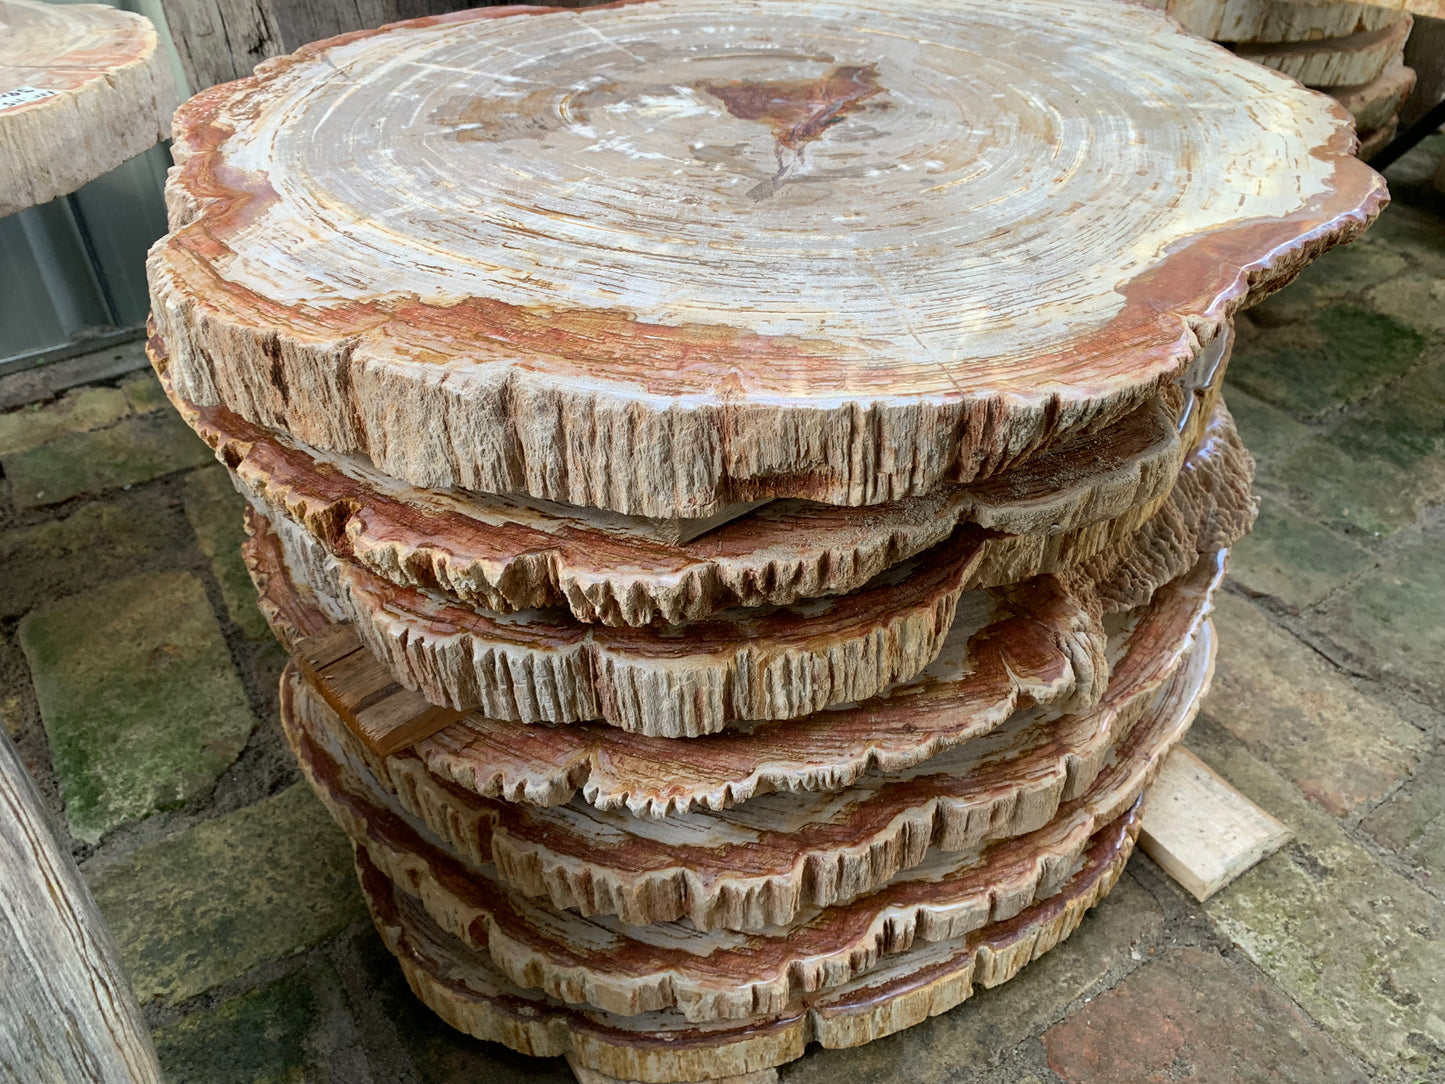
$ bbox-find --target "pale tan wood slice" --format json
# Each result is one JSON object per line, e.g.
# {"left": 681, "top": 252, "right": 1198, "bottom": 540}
{"left": 281, "top": 573, "right": 1199, "bottom": 930}
{"left": 357, "top": 797, "right": 1140, "bottom": 1083}
{"left": 1330, "top": 56, "right": 1415, "bottom": 131}
{"left": 569, "top": 1062, "right": 776, "bottom": 1084}
{"left": 1139, "top": 746, "right": 1292, "bottom": 901}
{"left": 1235, "top": 15, "right": 1411, "bottom": 85}
{"left": 272, "top": 508, "right": 980, "bottom": 737}
{"left": 243, "top": 478, "right": 1231, "bottom": 816}
{"left": 265, "top": 404, "right": 1252, "bottom": 737}
{"left": 0, "top": 732, "right": 163, "bottom": 1083}
{"left": 151, "top": 327, "right": 1226, "bottom": 627}
{"left": 0, "top": 0, "right": 175, "bottom": 216}
{"left": 281, "top": 628, "right": 1211, "bottom": 1022}
{"left": 1156, "top": 0, "right": 1398, "bottom": 43}
{"left": 148, "top": 0, "right": 1381, "bottom": 519}
{"left": 1356, "top": 114, "right": 1400, "bottom": 160}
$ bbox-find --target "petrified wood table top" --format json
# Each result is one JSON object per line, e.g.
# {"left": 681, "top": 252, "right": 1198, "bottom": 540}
{"left": 150, "top": 0, "right": 1383, "bottom": 518}
{"left": 0, "top": 0, "right": 174, "bottom": 216}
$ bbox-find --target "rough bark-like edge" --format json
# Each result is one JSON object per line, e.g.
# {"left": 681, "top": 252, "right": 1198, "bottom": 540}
{"left": 281, "top": 587, "right": 1191, "bottom": 930}
{"left": 151, "top": 328, "right": 1214, "bottom": 626}
{"left": 356, "top": 799, "right": 1141, "bottom": 1082}
{"left": 256, "top": 398, "right": 1250, "bottom": 735}
{"left": 280, "top": 627, "right": 1211, "bottom": 1022}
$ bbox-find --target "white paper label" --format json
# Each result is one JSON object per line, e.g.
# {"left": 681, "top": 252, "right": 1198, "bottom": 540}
{"left": 0, "top": 86, "right": 58, "bottom": 112}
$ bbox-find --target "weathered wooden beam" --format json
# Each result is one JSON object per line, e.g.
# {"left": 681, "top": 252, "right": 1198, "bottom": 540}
{"left": 0, "top": 733, "right": 162, "bottom": 1084}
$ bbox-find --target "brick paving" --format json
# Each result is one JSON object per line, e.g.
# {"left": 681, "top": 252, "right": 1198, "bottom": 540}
{"left": 1, "top": 137, "right": 1443, "bottom": 1082}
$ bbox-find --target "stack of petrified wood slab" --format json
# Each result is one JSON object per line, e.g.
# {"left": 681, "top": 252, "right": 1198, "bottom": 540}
{"left": 1146, "top": 0, "right": 1417, "bottom": 158}
{"left": 145, "top": 1, "right": 1385, "bottom": 1080}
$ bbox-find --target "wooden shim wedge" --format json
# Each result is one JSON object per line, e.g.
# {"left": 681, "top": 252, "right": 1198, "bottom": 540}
{"left": 1139, "top": 746, "right": 1292, "bottom": 901}
{"left": 151, "top": 327, "right": 1224, "bottom": 627}
{"left": 266, "top": 404, "right": 1252, "bottom": 737}
{"left": 281, "top": 573, "right": 1205, "bottom": 931}
{"left": 1330, "top": 56, "right": 1415, "bottom": 131}
{"left": 281, "top": 629, "right": 1212, "bottom": 1023}
{"left": 1235, "top": 15, "right": 1411, "bottom": 85}
{"left": 358, "top": 800, "right": 1142, "bottom": 1083}
{"left": 0, "top": 0, "right": 176, "bottom": 216}
{"left": 0, "top": 732, "right": 163, "bottom": 1084}
{"left": 147, "top": 0, "right": 1382, "bottom": 518}
{"left": 1149, "top": 0, "right": 1399, "bottom": 43}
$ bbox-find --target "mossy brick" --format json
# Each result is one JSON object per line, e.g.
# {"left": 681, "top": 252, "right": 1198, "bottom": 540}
{"left": 0, "top": 385, "right": 129, "bottom": 456}
{"left": 1367, "top": 275, "right": 1445, "bottom": 335}
{"left": 119, "top": 370, "right": 169, "bottom": 414}
{"left": 1248, "top": 237, "right": 1409, "bottom": 326}
{"left": 1310, "top": 527, "right": 1445, "bottom": 711}
{"left": 1220, "top": 388, "right": 1310, "bottom": 473}
{"left": 1270, "top": 436, "right": 1434, "bottom": 539}
{"left": 184, "top": 466, "right": 271, "bottom": 640}
{"left": 153, "top": 955, "right": 375, "bottom": 1083}
{"left": 89, "top": 784, "right": 366, "bottom": 1006}
{"left": 0, "top": 495, "right": 197, "bottom": 620}
{"left": 3, "top": 409, "right": 215, "bottom": 509}
{"left": 1043, "top": 948, "right": 1368, "bottom": 1084}
{"left": 346, "top": 929, "right": 576, "bottom": 1083}
{"left": 18, "top": 570, "right": 255, "bottom": 842}
{"left": 1205, "top": 593, "right": 1423, "bottom": 817}
{"left": 1188, "top": 720, "right": 1445, "bottom": 1077}
{"left": 782, "top": 877, "right": 1162, "bottom": 1083}
{"left": 1227, "top": 503, "right": 1373, "bottom": 611}
{"left": 153, "top": 963, "right": 335, "bottom": 1084}
{"left": 1227, "top": 305, "right": 1425, "bottom": 423}
{"left": 1362, "top": 746, "right": 1445, "bottom": 895}
{"left": 1359, "top": 197, "right": 1445, "bottom": 281}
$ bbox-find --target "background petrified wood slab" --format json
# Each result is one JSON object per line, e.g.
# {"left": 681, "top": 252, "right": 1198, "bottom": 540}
{"left": 148, "top": 0, "right": 1381, "bottom": 518}
{"left": 1331, "top": 57, "right": 1416, "bottom": 131}
{"left": 1145, "top": 0, "right": 1399, "bottom": 42}
{"left": 0, "top": 0, "right": 175, "bottom": 216}
{"left": 255, "top": 402, "right": 1251, "bottom": 736}
{"left": 155, "top": 328, "right": 1226, "bottom": 626}
{"left": 358, "top": 802, "right": 1141, "bottom": 1084}
{"left": 1235, "top": 14, "right": 1411, "bottom": 84}
{"left": 286, "top": 632, "right": 1208, "bottom": 1022}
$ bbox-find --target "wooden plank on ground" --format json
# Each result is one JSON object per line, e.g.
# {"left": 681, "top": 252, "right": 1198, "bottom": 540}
{"left": 1140, "top": 746, "right": 1292, "bottom": 901}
